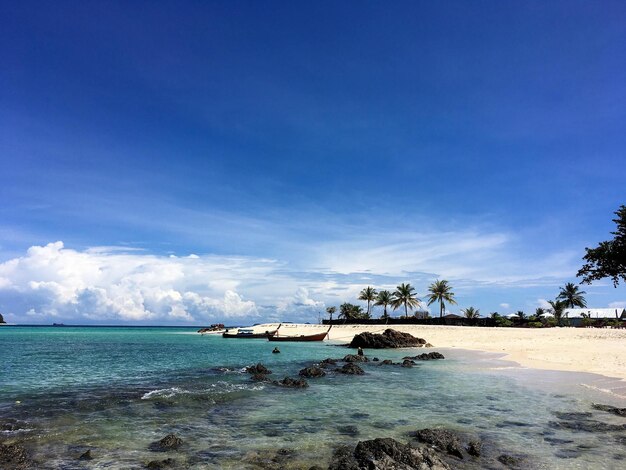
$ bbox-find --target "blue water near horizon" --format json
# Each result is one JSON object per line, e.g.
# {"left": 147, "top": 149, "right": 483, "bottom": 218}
{"left": 2, "top": 326, "right": 626, "bottom": 469}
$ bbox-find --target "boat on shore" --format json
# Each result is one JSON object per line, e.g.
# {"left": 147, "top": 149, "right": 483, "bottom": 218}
{"left": 268, "top": 326, "right": 331, "bottom": 342}
{"left": 222, "top": 326, "right": 279, "bottom": 339}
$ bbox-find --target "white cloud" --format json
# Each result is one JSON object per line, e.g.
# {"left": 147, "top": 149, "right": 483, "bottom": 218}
{"left": 608, "top": 301, "right": 626, "bottom": 309}
{"left": 0, "top": 241, "right": 266, "bottom": 323}
{"left": 499, "top": 303, "right": 510, "bottom": 309}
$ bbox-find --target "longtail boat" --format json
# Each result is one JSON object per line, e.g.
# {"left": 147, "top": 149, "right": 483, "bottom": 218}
{"left": 222, "top": 325, "right": 280, "bottom": 339}
{"left": 267, "top": 326, "right": 331, "bottom": 342}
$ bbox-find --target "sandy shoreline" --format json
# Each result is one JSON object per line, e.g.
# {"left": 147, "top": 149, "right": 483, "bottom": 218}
{"left": 239, "top": 323, "right": 626, "bottom": 382}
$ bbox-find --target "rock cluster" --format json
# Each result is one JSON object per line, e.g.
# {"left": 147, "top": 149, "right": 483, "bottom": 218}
{"left": 0, "top": 443, "right": 31, "bottom": 469}
{"left": 349, "top": 329, "right": 429, "bottom": 349}
{"left": 403, "top": 352, "right": 445, "bottom": 361}
{"left": 329, "top": 437, "right": 451, "bottom": 470}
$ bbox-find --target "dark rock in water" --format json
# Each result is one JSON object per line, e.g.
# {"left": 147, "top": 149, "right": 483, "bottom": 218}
{"left": 343, "top": 354, "right": 369, "bottom": 363}
{"left": 242, "top": 447, "right": 296, "bottom": 469}
{"left": 544, "top": 437, "right": 574, "bottom": 446}
{"left": 299, "top": 366, "right": 326, "bottom": 378}
{"left": 338, "top": 363, "right": 365, "bottom": 375}
{"left": 351, "top": 412, "right": 370, "bottom": 420}
{"left": 78, "top": 449, "right": 94, "bottom": 460}
{"left": 380, "top": 360, "right": 394, "bottom": 365}
{"left": 251, "top": 373, "right": 271, "bottom": 382}
{"left": 146, "top": 458, "right": 176, "bottom": 469}
{"left": 466, "top": 440, "right": 482, "bottom": 457}
{"left": 337, "top": 425, "right": 360, "bottom": 437}
{"left": 401, "top": 359, "right": 415, "bottom": 368}
{"left": 329, "top": 437, "right": 451, "bottom": 470}
{"left": 274, "top": 376, "right": 309, "bottom": 388}
{"left": 349, "top": 329, "right": 428, "bottom": 349}
{"left": 413, "top": 428, "right": 465, "bottom": 459}
{"left": 549, "top": 419, "right": 626, "bottom": 433}
{"left": 320, "top": 358, "right": 338, "bottom": 365}
{"left": 372, "top": 357, "right": 380, "bottom": 362}
{"left": 0, "top": 443, "right": 31, "bottom": 469}
{"left": 246, "top": 363, "right": 272, "bottom": 375}
{"left": 592, "top": 403, "right": 626, "bottom": 417}
{"left": 553, "top": 411, "right": 593, "bottom": 420}
{"left": 498, "top": 454, "right": 523, "bottom": 467}
{"left": 308, "top": 466, "right": 324, "bottom": 470}
{"left": 554, "top": 448, "right": 581, "bottom": 459}
{"left": 403, "top": 352, "right": 445, "bottom": 361}
{"left": 150, "top": 434, "right": 183, "bottom": 452}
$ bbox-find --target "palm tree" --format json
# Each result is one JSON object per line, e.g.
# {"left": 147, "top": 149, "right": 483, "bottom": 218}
{"left": 359, "top": 286, "right": 378, "bottom": 317}
{"left": 557, "top": 282, "right": 587, "bottom": 309}
{"left": 426, "top": 279, "right": 457, "bottom": 318}
{"left": 516, "top": 310, "right": 526, "bottom": 321}
{"left": 534, "top": 307, "right": 546, "bottom": 320}
{"left": 461, "top": 307, "right": 480, "bottom": 319}
{"left": 391, "top": 283, "right": 421, "bottom": 317}
{"left": 375, "top": 290, "right": 393, "bottom": 322}
{"left": 339, "top": 303, "right": 366, "bottom": 321}
{"left": 548, "top": 299, "right": 566, "bottom": 326}
{"left": 326, "top": 306, "right": 336, "bottom": 321}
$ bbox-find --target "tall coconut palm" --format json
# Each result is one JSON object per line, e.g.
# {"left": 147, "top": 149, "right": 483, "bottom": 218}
{"left": 548, "top": 299, "right": 566, "bottom": 326}
{"left": 339, "top": 303, "right": 366, "bottom": 321}
{"left": 556, "top": 282, "right": 587, "bottom": 308}
{"left": 461, "top": 307, "right": 480, "bottom": 319}
{"left": 358, "top": 286, "right": 378, "bottom": 317}
{"left": 375, "top": 290, "right": 393, "bottom": 322}
{"left": 391, "top": 283, "right": 421, "bottom": 318}
{"left": 426, "top": 279, "right": 457, "bottom": 318}
{"left": 326, "top": 306, "right": 336, "bottom": 321}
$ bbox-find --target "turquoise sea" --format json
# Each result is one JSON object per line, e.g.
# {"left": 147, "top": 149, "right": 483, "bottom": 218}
{"left": 1, "top": 326, "right": 625, "bottom": 469}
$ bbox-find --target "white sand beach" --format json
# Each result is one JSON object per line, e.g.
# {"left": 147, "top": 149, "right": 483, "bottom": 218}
{"left": 236, "top": 323, "right": 626, "bottom": 381}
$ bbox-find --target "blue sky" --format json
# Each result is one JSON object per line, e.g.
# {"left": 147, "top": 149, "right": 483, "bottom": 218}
{"left": 1, "top": 1, "right": 625, "bottom": 324}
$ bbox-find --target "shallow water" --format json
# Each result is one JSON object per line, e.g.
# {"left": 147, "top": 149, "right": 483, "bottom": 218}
{"left": 1, "top": 326, "right": 625, "bottom": 469}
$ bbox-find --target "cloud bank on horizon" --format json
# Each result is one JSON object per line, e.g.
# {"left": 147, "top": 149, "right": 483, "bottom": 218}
{"left": 0, "top": 235, "right": 620, "bottom": 325}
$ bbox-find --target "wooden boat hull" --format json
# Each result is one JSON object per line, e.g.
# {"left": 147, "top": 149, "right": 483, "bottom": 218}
{"left": 268, "top": 332, "right": 328, "bottom": 342}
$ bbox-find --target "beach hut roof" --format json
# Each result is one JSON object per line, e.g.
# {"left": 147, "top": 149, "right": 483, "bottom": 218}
{"left": 544, "top": 308, "right": 625, "bottom": 319}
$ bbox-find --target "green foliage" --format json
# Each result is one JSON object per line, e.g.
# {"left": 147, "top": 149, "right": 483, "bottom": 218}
{"left": 515, "top": 310, "right": 526, "bottom": 321}
{"left": 461, "top": 307, "right": 480, "bottom": 319}
{"left": 527, "top": 321, "right": 543, "bottom": 328}
{"left": 548, "top": 299, "right": 567, "bottom": 326}
{"left": 426, "top": 279, "right": 457, "bottom": 318}
{"left": 545, "top": 317, "right": 558, "bottom": 327}
{"left": 495, "top": 317, "right": 513, "bottom": 327}
{"left": 339, "top": 303, "right": 369, "bottom": 320}
{"left": 391, "top": 283, "right": 421, "bottom": 317}
{"left": 374, "top": 290, "right": 393, "bottom": 321}
{"left": 358, "top": 286, "right": 378, "bottom": 316}
{"left": 578, "top": 205, "right": 626, "bottom": 286}
{"left": 557, "top": 282, "right": 587, "bottom": 308}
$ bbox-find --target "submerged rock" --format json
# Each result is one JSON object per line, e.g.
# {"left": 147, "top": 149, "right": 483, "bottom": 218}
{"left": 78, "top": 449, "right": 94, "bottom": 460}
{"left": 401, "top": 359, "right": 415, "bottom": 368}
{"left": 274, "top": 377, "right": 309, "bottom": 388}
{"left": 498, "top": 453, "right": 524, "bottom": 467}
{"left": 246, "top": 363, "right": 272, "bottom": 375}
{"left": 549, "top": 419, "right": 626, "bottom": 433}
{"left": 337, "top": 425, "right": 360, "bottom": 437}
{"left": 466, "top": 440, "right": 482, "bottom": 457}
{"left": 592, "top": 403, "right": 626, "bottom": 417}
{"left": 403, "top": 352, "right": 445, "bottom": 361}
{"left": 150, "top": 434, "right": 183, "bottom": 452}
{"left": 413, "top": 428, "right": 465, "bottom": 459}
{"left": 0, "top": 443, "right": 31, "bottom": 469}
{"left": 329, "top": 437, "right": 451, "bottom": 470}
{"left": 338, "top": 363, "right": 365, "bottom": 375}
{"left": 349, "top": 329, "right": 428, "bottom": 349}
{"left": 146, "top": 458, "right": 176, "bottom": 469}
{"left": 299, "top": 366, "right": 326, "bottom": 378}
{"left": 380, "top": 360, "right": 394, "bottom": 365}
